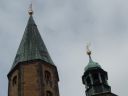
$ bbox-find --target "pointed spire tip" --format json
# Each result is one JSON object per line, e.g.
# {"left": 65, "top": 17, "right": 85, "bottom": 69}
{"left": 28, "top": 11, "right": 33, "bottom": 15}
{"left": 28, "top": 3, "right": 33, "bottom": 15}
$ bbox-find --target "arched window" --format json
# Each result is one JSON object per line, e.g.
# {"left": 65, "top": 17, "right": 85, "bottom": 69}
{"left": 12, "top": 76, "right": 17, "bottom": 86}
{"left": 46, "top": 91, "right": 52, "bottom": 96}
{"left": 86, "top": 76, "right": 91, "bottom": 87}
{"left": 92, "top": 73, "right": 100, "bottom": 84}
{"left": 45, "top": 71, "right": 52, "bottom": 86}
{"left": 101, "top": 73, "right": 107, "bottom": 84}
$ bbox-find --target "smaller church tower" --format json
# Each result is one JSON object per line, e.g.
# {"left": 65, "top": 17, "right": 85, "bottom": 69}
{"left": 82, "top": 46, "right": 117, "bottom": 96}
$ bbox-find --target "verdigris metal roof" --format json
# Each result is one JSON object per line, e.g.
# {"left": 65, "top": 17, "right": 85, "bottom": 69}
{"left": 84, "top": 58, "right": 101, "bottom": 72}
{"left": 11, "top": 15, "right": 54, "bottom": 70}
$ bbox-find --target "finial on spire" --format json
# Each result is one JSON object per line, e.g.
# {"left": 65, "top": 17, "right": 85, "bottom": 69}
{"left": 28, "top": 2, "right": 33, "bottom": 15}
{"left": 86, "top": 42, "right": 91, "bottom": 59}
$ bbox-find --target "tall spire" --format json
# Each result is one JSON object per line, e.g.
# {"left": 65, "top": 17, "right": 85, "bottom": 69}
{"left": 10, "top": 9, "right": 54, "bottom": 71}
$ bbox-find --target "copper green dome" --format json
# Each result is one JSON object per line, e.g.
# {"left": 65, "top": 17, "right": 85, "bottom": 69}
{"left": 84, "top": 58, "right": 101, "bottom": 72}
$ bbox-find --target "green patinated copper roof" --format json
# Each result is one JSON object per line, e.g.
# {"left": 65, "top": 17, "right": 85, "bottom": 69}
{"left": 84, "top": 57, "right": 101, "bottom": 72}
{"left": 11, "top": 15, "right": 54, "bottom": 70}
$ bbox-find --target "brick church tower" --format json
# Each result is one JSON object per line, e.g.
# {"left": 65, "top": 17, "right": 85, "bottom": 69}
{"left": 82, "top": 47, "right": 117, "bottom": 96}
{"left": 7, "top": 8, "right": 60, "bottom": 96}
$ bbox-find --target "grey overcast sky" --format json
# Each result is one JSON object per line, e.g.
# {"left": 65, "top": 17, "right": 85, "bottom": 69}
{"left": 0, "top": 0, "right": 128, "bottom": 96}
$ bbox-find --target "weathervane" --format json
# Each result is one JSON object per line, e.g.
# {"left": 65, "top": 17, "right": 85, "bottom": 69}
{"left": 86, "top": 42, "right": 92, "bottom": 59}
{"left": 28, "top": 2, "right": 33, "bottom": 15}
